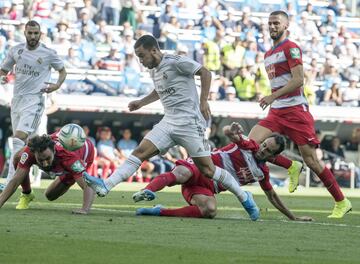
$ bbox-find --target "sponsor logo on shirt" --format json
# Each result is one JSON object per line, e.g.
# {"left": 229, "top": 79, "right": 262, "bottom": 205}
{"left": 18, "top": 49, "right": 23, "bottom": 55}
{"left": 15, "top": 64, "right": 40, "bottom": 77}
{"left": 290, "top": 48, "right": 300, "bottom": 59}
{"left": 20, "top": 152, "right": 28, "bottom": 164}
{"left": 37, "top": 58, "right": 43, "bottom": 64}
{"left": 163, "top": 72, "right": 168, "bottom": 79}
{"left": 71, "top": 160, "right": 85, "bottom": 173}
{"left": 158, "top": 86, "right": 175, "bottom": 96}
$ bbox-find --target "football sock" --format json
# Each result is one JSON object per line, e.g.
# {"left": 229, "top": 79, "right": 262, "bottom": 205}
{"left": 212, "top": 166, "right": 247, "bottom": 202}
{"left": 270, "top": 154, "right": 292, "bottom": 169}
{"left": 21, "top": 175, "right": 32, "bottom": 194}
{"left": 145, "top": 172, "right": 177, "bottom": 192}
{"left": 160, "top": 205, "right": 203, "bottom": 218}
{"left": 317, "top": 167, "right": 345, "bottom": 202}
{"left": 104, "top": 154, "right": 142, "bottom": 190}
{"left": 6, "top": 137, "right": 25, "bottom": 184}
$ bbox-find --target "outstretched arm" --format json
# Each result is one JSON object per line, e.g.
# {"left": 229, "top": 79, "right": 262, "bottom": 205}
{"left": 222, "top": 122, "right": 244, "bottom": 143}
{"left": 72, "top": 172, "right": 96, "bottom": 214}
{"left": 0, "top": 168, "right": 29, "bottom": 208}
{"left": 264, "top": 188, "right": 313, "bottom": 221}
{"left": 128, "top": 89, "right": 160, "bottom": 112}
{"left": 41, "top": 67, "right": 67, "bottom": 93}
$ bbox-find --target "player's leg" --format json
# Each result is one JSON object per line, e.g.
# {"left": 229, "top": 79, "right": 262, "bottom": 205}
{"left": 44, "top": 177, "right": 71, "bottom": 201}
{"left": 6, "top": 130, "right": 28, "bottom": 184}
{"left": 298, "top": 144, "right": 351, "bottom": 218}
{"left": 133, "top": 165, "right": 192, "bottom": 202}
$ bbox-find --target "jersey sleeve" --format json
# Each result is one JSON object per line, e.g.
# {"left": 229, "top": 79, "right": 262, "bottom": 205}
{"left": 174, "top": 56, "right": 202, "bottom": 76}
{"left": 63, "top": 157, "right": 87, "bottom": 179}
{"left": 258, "top": 164, "right": 273, "bottom": 191}
{"left": 49, "top": 49, "right": 64, "bottom": 71}
{"left": 283, "top": 42, "right": 303, "bottom": 69}
{"left": 17, "top": 147, "right": 35, "bottom": 170}
{"left": 0, "top": 47, "right": 15, "bottom": 72}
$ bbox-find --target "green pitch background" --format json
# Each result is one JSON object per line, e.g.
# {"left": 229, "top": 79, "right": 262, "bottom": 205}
{"left": 0, "top": 182, "right": 359, "bottom": 264}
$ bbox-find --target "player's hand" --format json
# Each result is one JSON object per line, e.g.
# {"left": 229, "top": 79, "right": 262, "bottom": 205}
{"left": 259, "top": 95, "right": 275, "bottom": 110}
{"left": 200, "top": 101, "right": 211, "bottom": 121}
{"left": 128, "top": 100, "right": 143, "bottom": 112}
{"left": 229, "top": 122, "right": 244, "bottom": 135}
{"left": 293, "top": 216, "right": 313, "bottom": 222}
{"left": 41, "top": 82, "right": 59, "bottom": 93}
{"left": 72, "top": 208, "right": 89, "bottom": 215}
{"left": 0, "top": 76, "right": 8, "bottom": 84}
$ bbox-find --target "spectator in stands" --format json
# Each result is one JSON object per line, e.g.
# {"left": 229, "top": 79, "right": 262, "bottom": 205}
{"left": 77, "top": 8, "right": 97, "bottom": 35}
{"left": 221, "top": 8, "right": 237, "bottom": 31}
{"left": 346, "top": 128, "right": 360, "bottom": 151}
{"left": 201, "top": 16, "right": 217, "bottom": 41}
{"left": 233, "top": 66, "right": 256, "bottom": 101}
{"left": 122, "top": 29, "right": 135, "bottom": 54}
{"left": 254, "top": 54, "right": 271, "bottom": 99}
{"left": 82, "top": 0, "right": 98, "bottom": 22}
{"left": 52, "top": 32, "right": 72, "bottom": 57}
{"left": 120, "top": 0, "right": 139, "bottom": 29}
{"left": 121, "top": 52, "right": 142, "bottom": 96}
{"left": 343, "top": 57, "right": 360, "bottom": 81}
{"left": 100, "top": 0, "right": 121, "bottom": 26}
{"left": 176, "top": 44, "right": 188, "bottom": 56}
{"left": 0, "top": 36, "right": 6, "bottom": 61}
{"left": 237, "top": 7, "right": 259, "bottom": 33}
{"left": 221, "top": 36, "right": 245, "bottom": 80}
{"left": 299, "top": 12, "right": 319, "bottom": 37}
{"left": 202, "top": 40, "right": 221, "bottom": 74}
{"left": 342, "top": 75, "right": 360, "bottom": 107}
{"left": 304, "top": 34, "right": 326, "bottom": 58}
{"left": 60, "top": 1, "right": 78, "bottom": 24}
{"left": 96, "top": 127, "right": 122, "bottom": 179}
{"left": 32, "top": 0, "right": 52, "bottom": 19}
{"left": 243, "top": 39, "right": 257, "bottom": 66}
{"left": 159, "top": 1, "right": 173, "bottom": 24}
{"left": 321, "top": 10, "right": 337, "bottom": 33}
{"left": 322, "top": 79, "right": 343, "bottom": 106}
{"left": 303, "top": 3, "right": 317, "bottom": 16}
{"left": 160, "top": 14, "right": 180, "bottom": 50}
{"left": 95, "top": 44, "right": 123, "bottom": 71}
{"left": 327, "top": 0, "right": 340, "bottom": 16}
{"left": 340, "top": 33, "right": 357, "bottom": 58}
{"left": 64, "top": 47, "right": 82, "bottom": 69}
{"left": 225, "top": 86, "right": 239, "bottom": 102}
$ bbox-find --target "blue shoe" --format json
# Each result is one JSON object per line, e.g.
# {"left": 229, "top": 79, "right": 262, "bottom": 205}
{"left": 132, "top": 189, "right": 156, "bottom": 203}
{"left": 83, "top": 173, "right": 109, "bottom": 197}
{"left": 241, "top": 191, "right": 260, "bottom": 221}
{"left": 136, "top": 205, "right": 162, "bottom": 216}
{"left": 0, "top": 183, "right": 5, "bottom": 193}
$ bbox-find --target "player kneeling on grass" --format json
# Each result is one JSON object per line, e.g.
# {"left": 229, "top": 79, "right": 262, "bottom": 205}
{"left": 133, "top": 122, "right": 312, "bottom": 221}
{"left": 0, "top": 133, "right": 96, "bottom": 214}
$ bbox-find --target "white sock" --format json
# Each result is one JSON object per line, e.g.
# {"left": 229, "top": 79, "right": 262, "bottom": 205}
{"left": 104, "top": 154, "right": 142, "bottom": 190}
{"left": 212, "top": 166, "right": 247, "bottom": 202}
{"left": 6, "top": 137, "right": 25, "bottom": 184}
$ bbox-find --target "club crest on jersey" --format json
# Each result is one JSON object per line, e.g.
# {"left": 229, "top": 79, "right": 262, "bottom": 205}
{"left": 18, "top": 49, "right": 23, "bottom": 55}
{"left": 20, "top": 152, "right": 28, "bottom": 164}
{"left": 290, "top": 48, "right": 300, "bottom": 59}
{"left": 163, "top": 72, "right": 168, "bottom": 80}
{"left": 37, "top": 58, "right": 43, "bottom": 64}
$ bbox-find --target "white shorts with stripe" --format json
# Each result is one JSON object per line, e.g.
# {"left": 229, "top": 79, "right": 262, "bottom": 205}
{"left": 11, "top": 94, "right": 45, "bottom": 135}
{"left": 144, "top": 119, "right": 211, "bottom": 157}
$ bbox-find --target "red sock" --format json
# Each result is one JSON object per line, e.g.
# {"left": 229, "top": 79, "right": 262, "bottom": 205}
{"left": 21, "top": 175, "right": 32, "bottom": 194}
{"left": 270, "top": 155, "right": 292, "bottom": 169}
{"left": 317, "top": 167, "right": 344, "bottom": 202}
{"left": 145, "top": 172, "right": 177, "bottom": 192}
{"left": 160, "top": 205, "right": 203, "bottom": 218}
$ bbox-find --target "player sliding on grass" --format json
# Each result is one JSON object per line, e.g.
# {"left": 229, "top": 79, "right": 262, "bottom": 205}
{"left": 0, "top": 133, "right": 95, "bottom": 214}
{"left": 133, "top": 122, "right": 312, "bottom": 222}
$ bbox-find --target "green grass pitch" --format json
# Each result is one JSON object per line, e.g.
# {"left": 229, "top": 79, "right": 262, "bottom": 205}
{"left": 0, "top": 182, "right": 359, "bottom": 264}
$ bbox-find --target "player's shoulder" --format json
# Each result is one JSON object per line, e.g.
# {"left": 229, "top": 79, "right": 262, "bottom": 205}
{"left": 9, "top": 43, "right": 26, "bottom": 53}
{"left": 163, "top": 53, "right": 183, "bottom": 62}
{"left": 283, "top": 39, "right": 301, "bottom": 50}
{"left": 38, "top": 43, "right": 58, "bottom": 54}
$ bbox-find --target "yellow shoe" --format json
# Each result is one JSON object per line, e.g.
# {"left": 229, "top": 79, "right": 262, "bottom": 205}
{"left": 288, "top": 161, "right": 303, "bottom": 193}
{"left": 328, "top": 198, "right": 352, "bottom": 219}
{"left": 16, "top": 191, "right": 35, "bottom": 210}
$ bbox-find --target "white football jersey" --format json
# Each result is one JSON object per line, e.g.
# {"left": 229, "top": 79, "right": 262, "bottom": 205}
{"left": 0, "top": 43, "right": 64, "bottom": 97}
{"left": 149, "top": 54, "right": 205, "bottom": 126}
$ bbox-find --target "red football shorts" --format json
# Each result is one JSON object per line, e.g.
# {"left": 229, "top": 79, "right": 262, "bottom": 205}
{"left": 258, "top": 104, "right": 320, "bottom": 146}
{"left": 175, "top": 159, "right": 215, "bottom": 205}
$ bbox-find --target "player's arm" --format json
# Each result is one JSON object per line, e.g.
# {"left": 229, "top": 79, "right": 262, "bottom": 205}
{"left": 128, "top": 89, "right": 160, "bottom": 111}
{"left": 222, "top": 122, "right": 244, "bottom": 143}
{"left": 259, "top": 65, "right": 304, "bottom": 109}
{"left": 41, "top": 67, "right": 67, "bottom": 93}
{"left": 263, "top": 188, "right": 312, "bottom": 221}
{"left": 0, "top": 168, "right": 29, "bottom": 208}
{"left": 195, "top": 66, "right": 212, "bottom": 121}
{"left": 72, "top": 172, "right": 95, "bottom": 215}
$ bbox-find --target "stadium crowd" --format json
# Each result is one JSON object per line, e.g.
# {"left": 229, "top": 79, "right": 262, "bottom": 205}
{"left": 0, "top": 0, "right": 359, "bottom": 105}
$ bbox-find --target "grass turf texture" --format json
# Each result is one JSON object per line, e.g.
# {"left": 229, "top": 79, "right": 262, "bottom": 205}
{"left": 0, "top": 182, "right": 359, "bottom": 264}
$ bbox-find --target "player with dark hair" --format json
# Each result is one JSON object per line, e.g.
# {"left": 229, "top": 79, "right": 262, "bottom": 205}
{"left": 0, "top": 20, "right": 67, "bottom": 208}
{"left": 0, "top": 133, "right": 95, "bottom": 214}
{"left": 133, "top": 122, "right": 312, "bottom": 222}
{"left": 84, "top": 34, "right": 259, "bottom": 219}
{"left": 247, "top": 11, "right": 351, "bottom": 218}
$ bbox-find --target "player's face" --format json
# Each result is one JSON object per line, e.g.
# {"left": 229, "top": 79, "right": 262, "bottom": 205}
{"left": 255, "top": 137, "right": 280, "bottom": 161}
{"left": 135, "top": 45, "right": 158, "bottom": 69}
{"left": 35, "top": 148, "right": 55, "bottom": 171}
{"left": 268, "top": 15, "right": 288, "bottom": 40}
{"left": 24, "top": 25, "right": 41, "bottom": 48}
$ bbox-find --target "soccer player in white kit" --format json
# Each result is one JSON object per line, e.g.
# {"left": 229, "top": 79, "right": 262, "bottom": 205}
{"left": 84, "top": 35, "right": 259, "bottom": 218}
{"left": 0, "top": 20, "right": 66, "bottom": 209}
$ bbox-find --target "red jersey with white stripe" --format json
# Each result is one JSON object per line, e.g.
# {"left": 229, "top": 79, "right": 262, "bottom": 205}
{"left": 16, "top": 133, "right": 94, "bottom": 180}
{"left": 210, "top": 135, "right": 272, "bottom": 192}
{"left": 264, "top": 39, "right": 307, "bottom": 108}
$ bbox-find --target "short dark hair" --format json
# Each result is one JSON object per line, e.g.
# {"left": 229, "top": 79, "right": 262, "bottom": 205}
{"left": 28, "top": 135, "right": 55, "bottom": 153}
{"left": 268, "top": 133, "right": 286, "bottom": 155}
{"left": 25, "top": 20, "right": 41, "bottom": 30}
{"left": 269, "top": 10, "right": 289, "bottom": 20}
{"left": 134, "top": 34, "right": 160, "bottom": 51}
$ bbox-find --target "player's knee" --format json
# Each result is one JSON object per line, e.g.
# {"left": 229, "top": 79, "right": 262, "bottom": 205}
{"left": 201, "top": 202, "right": 217, "bottom": 219}
{"left": 45, "top": 190, "right": 56, "bottom": 201}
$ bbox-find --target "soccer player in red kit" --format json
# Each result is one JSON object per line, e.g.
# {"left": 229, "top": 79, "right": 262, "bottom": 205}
{"left": 0, "top": 133, "right": 96, "bottom": 214}
{"left": 247, "top": 10, "right": 351, "bottom": 218}
{"left": 133, "top": 123, "right": 312, "bottom": 222}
